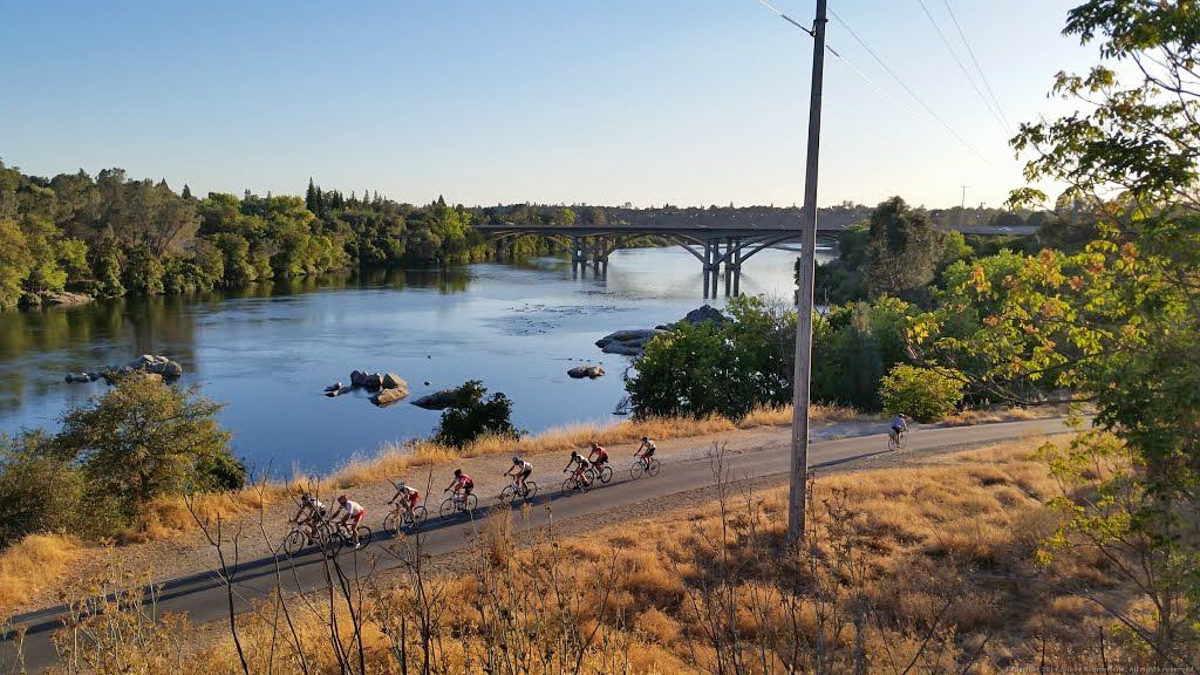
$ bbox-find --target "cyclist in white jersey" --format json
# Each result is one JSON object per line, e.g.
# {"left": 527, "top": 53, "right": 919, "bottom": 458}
{"left": 505, "top": 456, "right": 533, "bottom": 493}
{"left": 331, "top": 495, "right": 366, "bottom": 548}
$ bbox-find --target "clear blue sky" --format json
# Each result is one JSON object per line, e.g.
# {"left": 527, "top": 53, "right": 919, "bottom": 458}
{"left": 0, "top": 1, "right": 1094, "bottom": 209}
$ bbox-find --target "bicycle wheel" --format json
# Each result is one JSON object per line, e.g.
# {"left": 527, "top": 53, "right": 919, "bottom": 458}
{"left": 888, "top": 434, "right": 900, "bottom": 451}
{"left": 630, "top": 460, "right": 645, "bottom": 480}
{"left": 463, "top": 493, "right": 478, "bottom": 512}
{"left": 597, "top": 464, "right": 613, "bottom": 484}
{"left": 356, "top": 526, "right": 373, "bottom": 550}
{"left": 501, "top": 485, "right": 517, "bottom": 503}
{"left": 647, "top": 458, "right": 660, "bottom": 477}
{"left": 522, "top": 481, "right": 538, "bottom": 500}
{"left": 563, "top": 477, "right": 575, "bottom": 493}
{"left": 283, "top": 530, "right": 307, "bottom": 557}
{"left": 411, "top": 505, "right": 428, "bottom": 526}
{"left": 440, "top": 497, "right": 457, "bottom": 519}
{"left": 383, "top": 510, "right": 399, "bottom": 533}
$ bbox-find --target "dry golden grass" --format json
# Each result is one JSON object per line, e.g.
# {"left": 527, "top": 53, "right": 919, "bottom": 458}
{"left": 940, "top": 403, "right": 1073, "bottom": 426}
{"left": 0, "top": 533, "right": 80, "bottom": 612}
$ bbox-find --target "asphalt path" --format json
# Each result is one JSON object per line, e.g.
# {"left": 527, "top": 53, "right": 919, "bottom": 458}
{"left": 1, "top": 417, "right": 1074, "bottom": 671}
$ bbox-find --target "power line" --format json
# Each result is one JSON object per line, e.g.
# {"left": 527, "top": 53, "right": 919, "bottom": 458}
{"left": 825, "top": 6, "right": 996, "bottom": 168}
{"left": 748, "top": 0, "right": 997, "bottom": 168}
{"left": 912, "top": 0, "right": 1007, "bottom": 132}
{"left": 940, "top": 0, "right": 1011, "bottom": 131}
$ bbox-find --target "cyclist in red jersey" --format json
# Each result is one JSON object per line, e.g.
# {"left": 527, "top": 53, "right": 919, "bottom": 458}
{"left": 587, "top": 441, "right": 609, "bottom": 470}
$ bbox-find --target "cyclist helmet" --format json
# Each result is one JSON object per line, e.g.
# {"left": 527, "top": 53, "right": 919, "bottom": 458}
{"left": 512, "top": 455, "right": 521, "bottom": 464}
{"left": 337, "top": 494, "right": 347, "bottom": 504}
{"left": 395, "top": 481, "right": 406, "bottom": 491}
{"left": 571, "top": 450, "right": 580, "bottom": 458}
{"left": 454, "top": 468, "right": 462, "bottom": 477}
{"left": 641, "top": 436, "right": 649, "bottom": 442}
{"left": 302, "top": 493, "right": 315, "bottom": 505}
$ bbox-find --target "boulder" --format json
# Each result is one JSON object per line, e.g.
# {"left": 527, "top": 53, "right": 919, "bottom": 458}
{"left": 371, "top": 387, "right": 408, "bottom": 407}
{"left": 324, "top": 382, "right": 343, "bottom": 393}
{"left": 326, "top": 385, "right": 354, "bottom": 398}
{"left": 350, "top": 370, "right": 367, "bottom": 388}
{"left": 86, "top": 372, "right": 102, "bottom": 382}
{"left": 681, "top": 304, "right": 727, "bottom": 326}
{"left": 595, "top": 329, "right": 663, "bottom": 349}
{"left": 41, "top": 291, "right": 93, "bottom": 307}
{"left": 411, "top": 389, "right": 460, "bottom": 410}
{"left": 160, "top": 360, "right": 183, "bottom": 379}
{"left": 382, "top": 373, "right": 408, "bottom": 391}
{"left": 64, "top": 373, "right": 91, "bottom": 383}
{"left": 362, "top": 372, "right": 384, "bottom": 390}
{"left": 567, "top": 365, "right": 605, "bottom": 379}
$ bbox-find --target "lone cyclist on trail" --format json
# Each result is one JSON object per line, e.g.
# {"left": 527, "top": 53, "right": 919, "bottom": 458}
{"left": 635, "top": 436, "right": 656, "bottom": 470}
{"left": 889, "top": 413, "right": 909, "bottom": 449}
{"left": 505, "top": 455, "right": 533, "bottom": 494}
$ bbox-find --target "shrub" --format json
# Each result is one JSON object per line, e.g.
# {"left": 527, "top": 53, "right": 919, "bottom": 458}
{"left": 626, "top": 296, "right": 795, "bottom": 420}
{"left": 55, "top": 375, "right": 244, "bottom": 521}
{"left": 880, "top": 364, "right": 964, "bottom": 423}
{"left": 0, "top": 432, "right": 84, "bottom": 547}
{"left": 435, "top": 381, "right": 519, "bottom": 449}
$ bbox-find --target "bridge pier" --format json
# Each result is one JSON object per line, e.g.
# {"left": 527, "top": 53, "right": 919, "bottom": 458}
{"left": 731, "top": 240, "right": 743, "bottom": 297}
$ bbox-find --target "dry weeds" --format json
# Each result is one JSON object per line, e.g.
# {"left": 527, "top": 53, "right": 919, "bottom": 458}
{"left": 0, "top": 533, "right": 80, "bottom": 611}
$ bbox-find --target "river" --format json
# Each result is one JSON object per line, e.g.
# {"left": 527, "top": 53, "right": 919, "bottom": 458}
{"left": 0, "top": 246, "right": 826, "bottom": 475}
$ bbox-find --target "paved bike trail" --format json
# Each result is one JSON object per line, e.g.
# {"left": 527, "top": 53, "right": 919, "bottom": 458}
{"left": 1, "top": 418, "right": 1073, "bottom": 671}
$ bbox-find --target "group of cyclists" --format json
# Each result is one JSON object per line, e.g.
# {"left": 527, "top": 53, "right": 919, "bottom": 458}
{"left": 292, "top": 418, "right": 910, "bottom": 550}
{"left": 290, "top": 436, "right": 658, "bottom": 548}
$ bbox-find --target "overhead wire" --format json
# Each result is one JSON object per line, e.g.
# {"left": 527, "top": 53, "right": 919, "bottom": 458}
{"left": 913, "top": 0, "right": 1008, "bottom": 132}
{"left": 940, "top": 0, "right": 1012, "bottom": 131}
{"left": 749, "top": 0, "right": 998, "bottom": 168}
{"left": 825, "top": 6, "right": 996, "bottom": 168}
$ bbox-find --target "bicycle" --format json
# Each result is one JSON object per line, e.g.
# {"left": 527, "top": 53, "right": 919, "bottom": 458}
{"left": 563, "top": 468, "right": 594, "bottom": 493}
{"left": 630, "top": 455, "right": 660, "bottom": 479}
{"left": 329, "top": 519, "right": 373, "bottom": 555}
{"left": 383, "top": 503, "right": 428, "bottom": 532}
{"left": 283, "top": 519, "right": 333, "bottom": 557}
{"left": 500, "top": 475, "right": 538, "bottom": 503}
{"left": 440, "top": 489, "right": 479, "bottom": 518}
{"left": 888, "top": 429, "right": 908, "bottom": 452}
{"left": 588, "top": 462, "right": 613, "bottom": 484}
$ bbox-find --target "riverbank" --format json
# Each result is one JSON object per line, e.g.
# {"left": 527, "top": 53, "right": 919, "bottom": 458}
{"left": 0, "top": 403, "right": 1067, "bottom": 616}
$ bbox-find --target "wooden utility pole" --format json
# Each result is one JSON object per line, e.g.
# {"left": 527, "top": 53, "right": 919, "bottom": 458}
{"left": 787, "top": 0, "right": 829, "bottom": 546}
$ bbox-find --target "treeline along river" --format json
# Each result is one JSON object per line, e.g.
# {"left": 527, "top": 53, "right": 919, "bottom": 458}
{"left": 0, "top": 247, "right": 825, "bottom": 474}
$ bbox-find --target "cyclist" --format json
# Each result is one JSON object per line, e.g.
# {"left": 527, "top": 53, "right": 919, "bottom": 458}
{"left": 635, "top": 436, "right": 657, "bottom": 470}
{"left": 294, "top": 492, "right": 327, "bottom": 543}
{"left": 387, "top": 480, "right": 421, "bottom": 520}
{"left": 330, "top": 494, "right": 366, "bottom": 548}
{"left": 587, "top": 442, "right": 609, "bottom": 472}
{"left": 444, "top": 469, "right": 474, "bottom": 503}
{"left": 563, "top": 450, "right": 591, "bottom": 485}
{"left": 504, "top": 456, "right": 533, "bottom": 494}
{"left": 889, "top": 413, "right": 909, "bottom": 449}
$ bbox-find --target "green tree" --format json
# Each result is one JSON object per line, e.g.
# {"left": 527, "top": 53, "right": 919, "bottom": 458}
{"left": 55, "top": 375, "right": 243, "bottom": 511}
{"left": 435, "top": 381, "right": 518, "bottom": 448}
{"left": 863, "top": 197, "right": 941, "bottom": 301}
{"left": 0, "top": 219, "right": 31, "bottom": 309}
{"left": 0, "top": 431, "right": 85, "bottom": 547}
{"left": 879, "top": 364, "right": 963, "bottom": 422}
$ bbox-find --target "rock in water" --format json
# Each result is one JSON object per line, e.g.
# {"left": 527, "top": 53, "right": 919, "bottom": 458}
{"left": 350, "top": 370, "right": 366, "bottom": 388}
{"left": 371, "top": 387, "right": 408, "bottom": 407}
{"left": 362, "top": 372, "right": 384, "bottom": 390}
{"left": 382, "top": 373, "right": 408, "bottom": 391}
{"left": 411, "top": 389, "right": 460, "bottom": 410}
{"left": 681, "top": 304, "right": 727, "bottom": 326}
{"left": 324, "top": 382, "right": 343, "bottom": 393}
{"left": 567, "top": 365, "right": 605, "bottom": 379}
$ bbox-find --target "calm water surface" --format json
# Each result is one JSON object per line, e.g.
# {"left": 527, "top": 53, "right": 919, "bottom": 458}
{"left": 0, "top": 247, "right": 824, "bottom": 474}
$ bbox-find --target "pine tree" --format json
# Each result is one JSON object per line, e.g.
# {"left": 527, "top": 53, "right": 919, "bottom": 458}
{"left": 305, "top": 178, "right": 318, "bottom": 213}
{"left": 181, "top": 184, "right": 193, "bottom": 200}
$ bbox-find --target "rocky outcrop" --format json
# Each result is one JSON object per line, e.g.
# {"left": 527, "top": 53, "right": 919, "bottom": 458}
{"left": 595, "top": 329, "right": 665, "bottom": 356}
{"left": 382, "top": 372, "right": 407, "bottom": 391}
{"left": 73, "top": 355, "right": 182, "bottom": 385}
{"left": 601, "top": 306, "right": 731, "bottom": 357}
{"left": 371, "top": 387, "right": 408, "bottom": 407}
{"left": 567, "top": 365, "right": 605, "bottom": 379}
{"left": 411, "top": 389, "right": 460, "bottom": 410}
{"left": 325, "top": 385, "right": 353, "bottom": 398}
{"left": 40, "top": 291, "right": 93, "bottom": 307}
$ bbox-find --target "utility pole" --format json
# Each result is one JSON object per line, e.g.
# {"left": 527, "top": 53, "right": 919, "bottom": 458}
{"left": 787, "top": 0, "right": 828, "bottom": 546}
{"left": 959, "top": 184, "right": 969, "bottom": 209}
